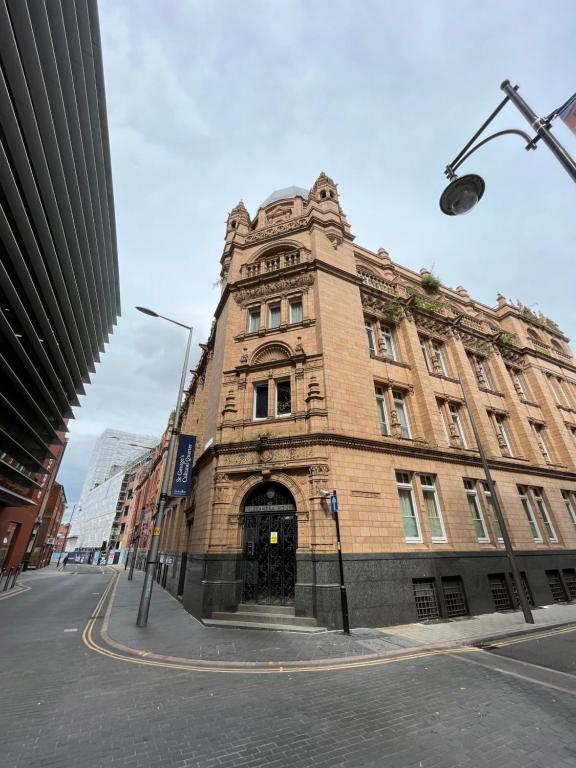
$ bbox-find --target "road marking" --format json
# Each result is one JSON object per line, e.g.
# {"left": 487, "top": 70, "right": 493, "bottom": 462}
{"left": 0, "top": 584, "right": 31, "bottom": 602}
{"left": 484, "top": 624, "right": 576, "bottom": 648}
{"left": 450, "top": 651, "right": 576, "bottom": 697}
{"left": 63, "top": 628, "right": 78, "bottom": 632}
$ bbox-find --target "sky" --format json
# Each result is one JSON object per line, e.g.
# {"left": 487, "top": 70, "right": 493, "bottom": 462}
{"left": 56, "top": 0, "right": 576, "bottom": 507}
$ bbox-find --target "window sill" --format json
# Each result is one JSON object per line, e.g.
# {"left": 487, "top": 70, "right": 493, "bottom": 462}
{"left": 479, "top": 386, "right": 505, "bottom": 397}
{"left": 405, "top": 538, "right": 423, "bottom": 544}
{"left": 429, "top": 372, "right": 459, "bottom": 384}
{"left": 235, "top": 318, "right": 314, "bottom": 342}
{"left": 520, "top": 399, "right": 541, "bottom": 407}
{"left": 370, "top": 353, "right": 411, "bottom": 370}
{"left": 431, "top": 538, "right": 448, "bottom": 544}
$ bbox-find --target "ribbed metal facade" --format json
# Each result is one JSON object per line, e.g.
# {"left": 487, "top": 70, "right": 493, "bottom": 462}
{"left": 0, "top": 0, "right": 119, "bottom": 506}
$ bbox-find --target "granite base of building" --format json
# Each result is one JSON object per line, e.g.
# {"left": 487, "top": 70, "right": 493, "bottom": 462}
{"left": 159, "top": 549, "right": 576, "bottom": 630}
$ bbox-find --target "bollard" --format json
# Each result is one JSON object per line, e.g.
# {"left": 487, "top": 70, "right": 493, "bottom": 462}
{"left": 2, "top": 568, "right": 13, "bottom": 591}
{"left": 9, "top": 566, "right": 21, "bottom": 589}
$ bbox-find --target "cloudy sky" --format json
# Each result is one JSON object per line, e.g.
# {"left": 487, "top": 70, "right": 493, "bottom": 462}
{"left": 57, "top": 0, "right": 576, "bottom": 506}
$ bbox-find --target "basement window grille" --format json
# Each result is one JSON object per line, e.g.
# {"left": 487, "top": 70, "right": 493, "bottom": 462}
{"left": 562, "top": 569, "right": 576, "bottom": 601}
{"left": 489, "top": 573, "right": 513, "bottom": 611}
{"left": 442, "top": 577, "right": 468, "bottom": 618}
{"left": 511, "top": 572, "right": 534, "bottom": 607}
{"left": 546, "top": 570, "right": 567, "bottom": 603}
{"left": 412, "top": 579, "right": 440, "bottom": 621}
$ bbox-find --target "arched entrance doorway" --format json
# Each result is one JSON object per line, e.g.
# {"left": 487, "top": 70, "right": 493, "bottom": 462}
{"left": 242, "top": 482, "right": 297, "bottom": 605}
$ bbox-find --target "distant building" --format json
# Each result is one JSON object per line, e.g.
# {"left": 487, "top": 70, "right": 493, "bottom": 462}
{"left": 0, "top": 0, "right": 119, "bottom": 569}
{"left": 77, "top": 429, "right": 158, "bottom": 505}
{"left": 28, "top": 483, "right": 67, "bottom": 569}
{"left": 72, "top": 445, "right": 156, "bottom": 558}
{"left": 154, "top": 175, "right": 576, "bottom": 629}
{"left": 54, "top": 523, "right": 71, "bottom": 554}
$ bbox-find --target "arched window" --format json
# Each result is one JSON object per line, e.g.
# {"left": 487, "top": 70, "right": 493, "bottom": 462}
{"left": 527, "top": 328, "right": 542, "bottom": 343}
{"left": 550, "top": 338, "right": 564, "bottom": 353}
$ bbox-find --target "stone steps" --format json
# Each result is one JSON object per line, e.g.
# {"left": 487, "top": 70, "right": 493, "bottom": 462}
{"left": 203, "top": 603, "right": 325, "bottom": 632}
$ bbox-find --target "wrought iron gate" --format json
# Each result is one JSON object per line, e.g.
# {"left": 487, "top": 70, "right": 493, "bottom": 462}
{"left": 242, "top": 484, "right": 297, "bottom": 605}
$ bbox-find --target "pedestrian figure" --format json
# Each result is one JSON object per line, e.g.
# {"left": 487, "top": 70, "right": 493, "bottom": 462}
{"left": 60, "top": 554, "right": 69, "bottom": 570}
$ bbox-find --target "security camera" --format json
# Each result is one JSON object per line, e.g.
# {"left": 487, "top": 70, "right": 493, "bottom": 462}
{"left": 320, "top": 490, "right": 331, "bottom": 498}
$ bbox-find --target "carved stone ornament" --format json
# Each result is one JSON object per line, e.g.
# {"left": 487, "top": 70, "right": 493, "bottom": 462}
{"left": 251, "top": 343, "right": 291, "bottom": 365}
{"left": 309, "top": 463, "right": 330, "bottom": 475}
{"left": 414, "top": 314, "right": 449, "bottom": 339}
{"left": 234, "top": 273, "right": 314, "bottom": 305}
{"left": 240, "top": 347, "right": 248, "bottom": 363}
{"left": 459, "top": 331, "right": 492, "bottom": 356}
{"left": 265, "top": 203, "right": 293, "bottom": 224}
{"left": 214, "top": 472, "right": 229, "bottom": 484}
{"left": 244, "top": 216, "right": 308, "bottom": 245}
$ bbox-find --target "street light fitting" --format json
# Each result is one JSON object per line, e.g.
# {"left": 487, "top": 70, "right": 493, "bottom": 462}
{"left": 135, "top": 305, "right": 159, "bottom": 318}
{"left": 439, "top": 174, "right": 485, "bottom": 216}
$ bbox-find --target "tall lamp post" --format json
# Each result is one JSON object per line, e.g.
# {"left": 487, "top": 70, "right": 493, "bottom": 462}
{"left": 459, "top": 379, "right": 533, "bottom": 624}
{"left": 440, "top": 80, "right": 576, "bottom": 215}
{"left": 135, "top": 306, "right": 193, "bottom": 628}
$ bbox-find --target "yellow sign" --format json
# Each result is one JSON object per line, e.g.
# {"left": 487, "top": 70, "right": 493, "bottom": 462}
{"left": 153, "top": 527, "right": 161, "bottom": 536}
{"left": 270, "top": 532, "right": 278, "bottom": 544}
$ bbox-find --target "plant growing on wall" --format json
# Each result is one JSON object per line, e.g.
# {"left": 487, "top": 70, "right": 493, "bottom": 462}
{"left": 499, "top": 332, "right": 519, "bottom": 347}
{"left": 421, "top": 273, "right": 441, "bottom": 294}
{"left": 412, "top": 294, "right": 446, "bottom": 315}
{"left": 383, "top": 298, "right": 402, "bottom": 318}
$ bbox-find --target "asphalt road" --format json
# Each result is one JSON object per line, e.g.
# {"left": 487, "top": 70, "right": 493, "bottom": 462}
{"left": 1, "top": 566, "right": 576, "bottom": 768}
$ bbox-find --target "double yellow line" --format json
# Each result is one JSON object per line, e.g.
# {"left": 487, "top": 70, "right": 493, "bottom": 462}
{"left": 83, "top": 576, "right": 576, "bottom": 675}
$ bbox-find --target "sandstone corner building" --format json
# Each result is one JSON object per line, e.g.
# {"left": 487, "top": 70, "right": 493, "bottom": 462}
{"left": 156, "top": 174, "right": 576, "bottom": 628}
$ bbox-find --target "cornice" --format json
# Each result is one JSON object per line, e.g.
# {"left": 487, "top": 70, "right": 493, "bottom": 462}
{"left": 195, "top": 431, "right": 576, "bottom": 482}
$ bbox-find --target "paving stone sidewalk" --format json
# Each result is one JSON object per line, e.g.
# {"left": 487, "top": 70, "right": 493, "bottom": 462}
{"left": 105, "top": 569, "right": 576, "bottom": 664}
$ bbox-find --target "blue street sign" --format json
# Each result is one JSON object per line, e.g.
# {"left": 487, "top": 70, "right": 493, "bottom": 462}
{"left": 170, "top": 434, "right": 196, "bottom": 497}
{"left": 330, "top": 492, "right": 338, "bottom": 515}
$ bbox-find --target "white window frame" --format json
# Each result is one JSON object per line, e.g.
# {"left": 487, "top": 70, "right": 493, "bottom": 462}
{"left": 392, "top": 390, "right": 411, "bottom": 439}
{"left": 365, "top": 318, "right": 376, "bottom": 355}
{"left": 561, "top": 490, "right": 576, "bottom": 525}
{"left": 420, "top": 339, "right": 433, "bottom": 373}
{"left": 379, "top": 323, "right": 396, "bottom": 361}
{"left": 396, "top": 472, "right": 422, "bottom": 543}
{"left": 375, "top": 386, "right": 390, "bottom": 436}
{"left": 518, "top": 485, "right": 543, "bottom": 542}
{"left": 532, "top": 488, "right": 557, "bottom": 542}
{"left": 275, "top": 379, "right": 292, "bottom": 417}
{"left": 431, "top": 341, "right": 447, "bottom": 376}
{"left": 494, "top": 414, "right": 513, "bottom": 456}
{"left": 449, "top": 403, "right": 468, "bottom": 449}
{"left": 476, "top": 358, "right": 493, "bottom": 389}
{"left": 289, "top": 298, "right": 303, "bottom": 324}
{"left": 248, "top": 307, "right": 261, "bottom": 333}
{"left": 531, "top": 422, "right": 553, "bottom": 464}
{"left": 464, "top": 479, "right": 489, "bottom": 542}
{"left": 438, "top": 404, "right": 451, "bottom": 445}
{"left": 253, "top": 382, "right": 269, "bottom": 420}
{"left": 419, "top": 474, "right": 447, "bottom": 543}
{"left": 482, "top": 481, "right": 504, "bottom": 543}
{"left": 268, "top": 303, "right": 281, "bottom": 329}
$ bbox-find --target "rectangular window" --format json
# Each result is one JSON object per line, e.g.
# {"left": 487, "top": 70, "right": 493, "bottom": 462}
{"left": 396, "top": 472, "right": 422, "bottom": 542}
{"left": 561, "top": 490, "right": 576, "bottom": 525}
{"left": 365, "top": 319, "right": 376, "bottom": 355}
{"left": 464, "top": 479, "right": 489, "bottom": 542}
{"left": 531, "top": 423, "right": 553, "bottom": 464}
{"left": 547, "top": 375, "right": 568, "bottom": 407}
{"left": 379, "top": 323, "right": 396, "bottom": 361}
{"left": 420, "top": 474, "right": 446, "bottom": 542}
{"left": 392, "top": 390, "right": 411, "bottom": 439}
{"left": 431, "top": 341, "right": 447, "bottom": 376}
{"left": 275, "top": 380, "right": 291, "bottom": 416}
{"left": 248, "top": 308, "right": 261, "bottom": 333}
{"left": 481, "top": 482, "right": 504, "bottom": 542}
{"left": 438, "top": 405, "right": 451, "bottom": 445}
{"left": 253, "top": 383, "right": 268, "bottom": 420}
{"left": 494, "top": 414, "right": 513, "bottom": 456}
{"left": 375, "top": 386, "right": 390, "bottom": 436}
{"left": 518, "top": 485, "right": 542, "bottom": 542}
{"left": 508, "top": 367, "right": 529, "bottom": 399}
{"left": 532, "top": 488, "right": 557, "bottom": 542}
{"left": 420, "top": 339, "right": 433, "bottom": 373}
{"left": 469, "top": 353, "right": 493, "bottom": 389}
{"left": 289, "top": 299, "right": 302, "bottom": 324}
{"left": 449, "top": 403, "right": 468, "bottom": 449}
{"left": 268, "top": 304, "right": 281, "bottom": 328}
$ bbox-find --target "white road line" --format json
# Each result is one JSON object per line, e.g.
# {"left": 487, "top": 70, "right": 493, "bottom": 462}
{"left": 63, "top": 628, "right": 78, "bottom": 633}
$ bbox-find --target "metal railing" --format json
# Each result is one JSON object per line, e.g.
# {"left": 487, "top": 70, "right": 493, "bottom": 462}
{"left": 0, "top": 565, "right": 23, "bottom": 591}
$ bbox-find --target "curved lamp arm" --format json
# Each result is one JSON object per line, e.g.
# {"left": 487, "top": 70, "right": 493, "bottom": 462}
{"left": 445, "top": 129, "right": 535, "bottom": 180}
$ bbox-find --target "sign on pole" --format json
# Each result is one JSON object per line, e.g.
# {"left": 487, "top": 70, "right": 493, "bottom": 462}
{"left": 558, "top": 93, "right": 576, "bottom": 135}
{"left": 330, "top": 491, "right": 339, "bottom": 515}
{"left": 170, "top": 434, "right": 196, "bottom": 497}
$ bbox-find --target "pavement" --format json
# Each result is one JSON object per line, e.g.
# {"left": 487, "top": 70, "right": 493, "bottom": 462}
{"left": 2, "top": 564, "right": 576, "bottom": 767}
{"left": 96, "top": 567, "right": 576, "bottom": 669}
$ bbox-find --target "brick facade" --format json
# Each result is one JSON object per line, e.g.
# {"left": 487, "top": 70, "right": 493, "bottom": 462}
{"left": 155, "top": 174, "right": 576, "bottom": 627}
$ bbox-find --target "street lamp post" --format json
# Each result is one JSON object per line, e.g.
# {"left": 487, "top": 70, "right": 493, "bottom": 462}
{"left": 440, "top": 80, "right": 576, "bottom": 214}
{"left": 459, "top": 379, "right": 534, "bottom": 624}
{"left": 135, "top": 306, "right": 193, "bottom": 628}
